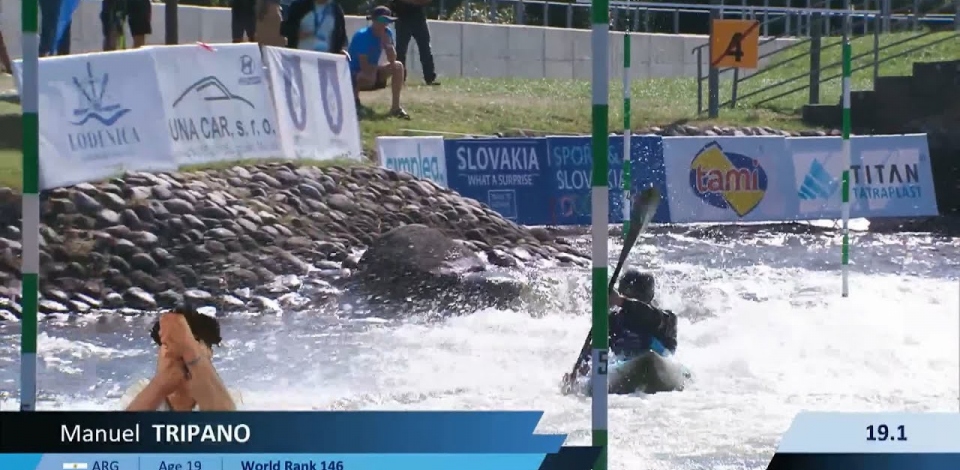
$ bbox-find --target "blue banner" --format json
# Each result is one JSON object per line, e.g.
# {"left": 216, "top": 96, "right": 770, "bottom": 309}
{"left": 544, "top": 135, "right": 669, "bottom": 225}
{"left": 444, "top": 138, "right": 553, "bottom": 225}
{"left": 439, "top": 134, "right": 938, "bottom": 226}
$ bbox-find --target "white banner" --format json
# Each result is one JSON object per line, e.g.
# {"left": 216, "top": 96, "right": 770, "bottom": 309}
{"left": 376, "top": 136, "right": 448, "bottom": 187}
{"left": 261, "top": 46, "right": 362, "bottom": 161}
{"left": 663, "top": 136, "right": 794, "bottom": 223}
{"left": 14, "top": 50, "right": 176, "bottom": 190}
{"left": 149, "top": 43, "right": 280, "bottom": 165}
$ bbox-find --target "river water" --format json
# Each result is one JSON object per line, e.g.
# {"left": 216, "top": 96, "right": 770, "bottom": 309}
{"left": 2, "top": 228, "right": 959, "bottom": 470}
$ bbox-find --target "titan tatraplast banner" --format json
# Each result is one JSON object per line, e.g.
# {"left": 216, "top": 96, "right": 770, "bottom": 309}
{"left": 789, "top": 134, "right": 939, "bottom": 218}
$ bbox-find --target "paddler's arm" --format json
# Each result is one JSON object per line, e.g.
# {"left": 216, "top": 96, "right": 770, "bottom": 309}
{"left": 183, "top": 347, "right": 236, "bottom": 411}
{"left": 124, "top": 378, "right": 168, "bottom": 411}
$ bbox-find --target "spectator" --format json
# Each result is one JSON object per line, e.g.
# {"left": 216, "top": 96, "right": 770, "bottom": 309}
{"left": 282, "top": 0, "right": 347, "bottom": 53}
{"left": 101, "top": 0, "right": 151, "bottom": 50}
{"left": 347, "top": 6, "right": 408, "bottom": 119}
{"left": 255, "top": 0, "right": 286, "bottom": 47}
{"left": 391, "top": 0, "right": 438, "bottom": 85}
{"left": 231, "top": 0, "right": 257, "bottom": 43}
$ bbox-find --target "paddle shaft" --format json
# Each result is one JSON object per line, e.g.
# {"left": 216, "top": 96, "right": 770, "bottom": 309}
{"left": 566, "top": 190, "right": 655, "bottom": 382}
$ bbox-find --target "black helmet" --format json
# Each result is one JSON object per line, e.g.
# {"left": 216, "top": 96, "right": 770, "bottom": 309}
{"left": 618, "top": 269, "right": 655, "bottom": 303}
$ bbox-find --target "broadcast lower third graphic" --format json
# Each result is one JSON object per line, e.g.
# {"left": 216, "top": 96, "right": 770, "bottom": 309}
{"left": 798, "top": 160, "right": 839, "bottom": 200}
{"left": 63, "top": 463, "right": 88, "bottom": 470}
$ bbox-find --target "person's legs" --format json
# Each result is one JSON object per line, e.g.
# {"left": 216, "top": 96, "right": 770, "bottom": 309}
{"left": 127, "top": 0, "right": 152, "bottom": 48}
{"left": 377, "top": 62, "right": 407, "bottom": 117}
{"left": 394, "top": 19, "right": 413, "bottom": 82}
{"left": 100, "top": 0, "right": 119, "bottom": 51}
{"left": 411, "top": 16, "right": 437, "bottom": 85}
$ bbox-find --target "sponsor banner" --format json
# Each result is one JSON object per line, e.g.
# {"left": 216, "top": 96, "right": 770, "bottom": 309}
{"left": 444, "top": 138, "right": 552, "bottom": 225}
{"left": 630, "top": 135, "right": 671, "bottom": 224}
{"left": 377, "top": 136, "right": 448, "bottom": 187}
{"left": 663, "top": 136, "right": 796, "bottom": 223}
{"left": 14, "top": 51, "right": 176, "bottom": 190}
{"left": 261, "top": 46, "right": 362, "bottom": 161}
{"left": 789, "top": 135, "right": 938, "bottom": 218}
{"left": 150, "top": 43, "right": 281, "bottom": 165}
{"left": 544, "top": 135, "right": 669, "bottom": 225}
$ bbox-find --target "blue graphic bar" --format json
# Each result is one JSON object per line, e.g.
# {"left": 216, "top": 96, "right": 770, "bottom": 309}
{"left": 2, "top": 451, "right": 603, "bottom": 470}
{"left": 0, "top": 411, "right": 565, "bottom": 454}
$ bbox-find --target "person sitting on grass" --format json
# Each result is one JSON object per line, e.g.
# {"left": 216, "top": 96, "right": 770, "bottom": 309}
{"left": 347, "top": 6, "right": 409, "bottom": 120}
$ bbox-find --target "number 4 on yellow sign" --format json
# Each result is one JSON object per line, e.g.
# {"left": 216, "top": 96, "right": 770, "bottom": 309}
{"left": 710, "top": 19, "right": 760, "bottom": 69}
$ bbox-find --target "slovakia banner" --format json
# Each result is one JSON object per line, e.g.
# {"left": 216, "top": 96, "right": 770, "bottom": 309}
{"left": 788, "top": 134, "right": 938, "bottom": 218}
{"left": 261, "top": 46, "right": 362, "bottom": 161}
{"left": 13, "top": 51, "right": 176, "bottom": 190}
{"left": 444, "top": 138, "right": 552, "bottom": 225}
{"left": 377, "top": 136, "right": 448, "bottom": 187}
{"left": 151, "top": 43, "right": 280, "bottom": 165}
{"left": 544, "top": 135, "right": 669, "bottom": 225}
{"left": 663, "top": 136, "right": 796, "bottom": 223}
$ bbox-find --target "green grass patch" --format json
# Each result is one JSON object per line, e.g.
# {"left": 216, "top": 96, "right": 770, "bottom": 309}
{"left": 0, "top": 30, "right": 956, "bottom": 191}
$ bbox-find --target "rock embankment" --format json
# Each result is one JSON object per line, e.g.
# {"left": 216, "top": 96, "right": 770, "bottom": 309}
{"left": 0, "top": 163, "right": 588, "bottom": 318}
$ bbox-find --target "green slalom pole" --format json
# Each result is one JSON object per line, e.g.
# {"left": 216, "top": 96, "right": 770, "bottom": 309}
{"left": 621, "top": 33, "right": 631, "bottom": 239}
{"left": 590, "top": 0, "right": 610, "bottom": 468}
{"left": 20, "top": 0, "right": 40, "bottom": 411}
{"left": 840, "top": 10, "right": 852, "bottom": 298}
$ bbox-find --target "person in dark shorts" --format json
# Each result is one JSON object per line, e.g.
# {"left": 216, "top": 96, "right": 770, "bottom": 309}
{"left": 347, "top": 6, "right": 409, "bottom": 119}
{"left": 391, "top": 0, "right": 438, "bottom": 85}
{"left": 101, "top": 0, "right": 152, "bottom": 50}
{"left": 232, "top": 0, "right": 257, "bottom": 42}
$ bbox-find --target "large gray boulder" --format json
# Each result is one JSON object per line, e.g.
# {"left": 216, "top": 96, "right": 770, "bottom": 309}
{"left": 351, "top": 224, "right": 525, "bottom": 315}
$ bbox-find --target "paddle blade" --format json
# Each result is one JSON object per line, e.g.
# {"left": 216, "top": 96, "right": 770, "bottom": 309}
{"left": 608, "top": 187, "right": 662, "bottom": 292}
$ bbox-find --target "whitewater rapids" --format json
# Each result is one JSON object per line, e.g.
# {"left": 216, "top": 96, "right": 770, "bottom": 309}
{"left": 1, "top": 229, "right": 958, "bottom": 470}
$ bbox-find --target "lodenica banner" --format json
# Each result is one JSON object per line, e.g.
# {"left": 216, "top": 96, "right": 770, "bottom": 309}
{"left": 261, "top": 46, "right": 362, "bottom": 161}
{"left": 13, "top": 50, "right": 177, "bottom": 190}
{"left": 151, "top": 43, "right": 281, "bottom": 165}
{"left": 662, "top": 136, "right": 797, "bottom": 223}
{"left": 377, "top": 136, "right": 448, "bottom": 187}
{"left": 788, "top": 134, "right": 938, "bottom": 218}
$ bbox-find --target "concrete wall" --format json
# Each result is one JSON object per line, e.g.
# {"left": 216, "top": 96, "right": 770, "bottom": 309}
{"left": 2, "top": 1, "right": 798, "bottom": 79}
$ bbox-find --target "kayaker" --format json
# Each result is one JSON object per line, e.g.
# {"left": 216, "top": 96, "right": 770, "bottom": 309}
{"left": 121, "top": 305, "right": 240, "bottom": 411}
{"left": 574, "top": 269, "right": 678, "bottom": 377}
{"left": 609, "top": 269, "right": 678, "bottom": 357}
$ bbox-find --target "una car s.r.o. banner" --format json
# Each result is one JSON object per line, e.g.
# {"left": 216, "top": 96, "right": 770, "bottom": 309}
{"left": 443, "top": 138, "right": 552, "bottom": 225}
{"left": 377, "top": 136, "right": 449, "bottom": 187}
{"left": 261, "top": 46, "right": 362, "bottom": 161}
{"left": 12, "top": 50, "right": 177, "bottom": 190}
{"left": 788, "top": 134, "right": 938, "bottom": 218}
{"left": 663, "top": 136, "right": 797, "bottom": 223}
{"left": 151, "top": 43, "right": 281, "bottom": 166}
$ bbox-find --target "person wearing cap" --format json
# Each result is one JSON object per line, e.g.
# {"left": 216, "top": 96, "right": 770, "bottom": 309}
{"left": 347, "top": 6, "right": 409, "bottom": 119}
{"left": 572, "top": 269, "right": 679, "bottom": 378}
{"left": 121, "top": 305, "right": 240, "bottom": 411}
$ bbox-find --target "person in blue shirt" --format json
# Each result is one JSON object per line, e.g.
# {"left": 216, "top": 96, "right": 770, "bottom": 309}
{"left": 281, "top": 0, "right": 347, "bottom": 53}
{"left": 347, "top": 6, "right": 409, "bottom": 119}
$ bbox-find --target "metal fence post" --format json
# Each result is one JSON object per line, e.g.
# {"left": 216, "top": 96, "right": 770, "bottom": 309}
{"left": 708, "top": 5, "right": 720, "bottom": 118}
{"left": 809, "top": 11, "right": 822, "bottom": 104}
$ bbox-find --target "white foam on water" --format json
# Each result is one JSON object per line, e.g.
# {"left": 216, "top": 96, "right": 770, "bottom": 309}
{"left": 1, "top": 236, "right": 958, "bottom": 470}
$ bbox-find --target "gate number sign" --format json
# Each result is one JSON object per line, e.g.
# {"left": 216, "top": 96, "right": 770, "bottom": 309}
{"left": 710, "top": 19, "right": 760, "bottom": 69}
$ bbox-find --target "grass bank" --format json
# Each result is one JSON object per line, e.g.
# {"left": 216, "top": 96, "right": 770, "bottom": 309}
{"left": 0, "top": 30, "right": 956, "bottom": 190}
